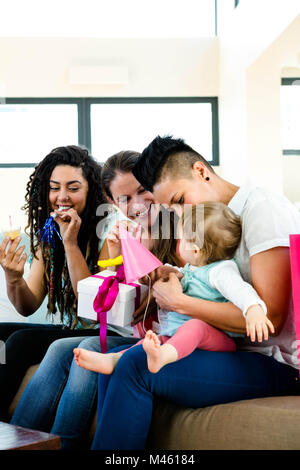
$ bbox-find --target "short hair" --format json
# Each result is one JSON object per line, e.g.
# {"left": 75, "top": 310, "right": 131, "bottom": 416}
{"left": 132, "top": 135, "right": 215, "bottom": 192}
{"left": 181, "top": 202, "right": 241, "bottom": 264}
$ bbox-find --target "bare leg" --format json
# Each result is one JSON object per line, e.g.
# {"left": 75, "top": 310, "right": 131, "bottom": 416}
{"left": 73, "top": 348, "right": 122, "bottom": 374}
{"left": 142, "top": 319, "right": 236, "bottom": 374}
{"left": 142, "top": 330, "right": 178, "bottom": 373}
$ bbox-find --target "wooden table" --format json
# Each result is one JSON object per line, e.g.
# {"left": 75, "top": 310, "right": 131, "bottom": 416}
{"left": 0, "top": 421, "right": 61, "bottom": 450}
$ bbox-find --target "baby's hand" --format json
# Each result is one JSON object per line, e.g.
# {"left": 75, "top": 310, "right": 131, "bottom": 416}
{"left": 245, "top": 305, "right": 275, "bottom": 342}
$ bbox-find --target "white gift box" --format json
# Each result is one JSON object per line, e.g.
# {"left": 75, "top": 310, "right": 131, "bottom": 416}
{"left": 77, "top": 270, "right": 149, "bottom": 327}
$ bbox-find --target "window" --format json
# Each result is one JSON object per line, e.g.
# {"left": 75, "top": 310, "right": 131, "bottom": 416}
{"left": 0, "top": 99, "right": 79, "bottom": 166}
{"left": 90, "top": 98, "right": 219, "bottom": 165}
{"left": 281, "top": 78, "right": 300, "bottom": 155}
{"left": 0, "top": 97, "right": 219, "bottom": 166}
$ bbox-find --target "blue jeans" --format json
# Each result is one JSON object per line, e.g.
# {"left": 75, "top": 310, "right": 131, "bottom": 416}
{"left": 92, "top": 345, "right": 300, "bottom": 450}
{"left": 0, "top": 322, "right": 99, "bottom": 419}
{"left": 11, "top": 335, "right": 139, "bottom": 449}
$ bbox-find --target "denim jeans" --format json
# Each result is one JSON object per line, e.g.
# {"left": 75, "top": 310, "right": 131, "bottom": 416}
{"left": 0, "top": 322, "right": 100, "bottom": 419}
{"left": 11, "top": 334, "right": 139, "bottom": 449}
{"left": 92, "top": 345, "right": 300, "bottom": 450}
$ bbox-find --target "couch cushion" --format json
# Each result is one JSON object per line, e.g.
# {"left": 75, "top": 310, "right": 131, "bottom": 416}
{"left": 10, "top": 366, "right": 300, "bottom": 450}
{"left": 149, "top": 397, "right": 300, "bottom": 450}
{"left": 8, "top": 364, "right": 39, "bottom": 418}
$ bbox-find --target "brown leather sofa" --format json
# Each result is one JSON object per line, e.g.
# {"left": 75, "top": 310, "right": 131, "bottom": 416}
{"left": 8, "top": 364, "right": 300, "bottom": 450}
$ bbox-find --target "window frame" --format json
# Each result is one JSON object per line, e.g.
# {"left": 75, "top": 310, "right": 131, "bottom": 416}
{"left": 281, "top": 78, "right": 300, "bottom": 156}
{"left": 1, "top": 97, "right": 84, "bottom": 167}
{"left": 1, "top": 96, "right": 219, "bottom": 167}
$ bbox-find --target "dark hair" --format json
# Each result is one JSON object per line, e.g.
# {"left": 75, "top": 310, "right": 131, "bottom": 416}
{"left": 100, "top": 149, "right": 181, "bottom": 266}
{"left": 23, "top": 145, "right": 105, "bottom": 328}
{"left": 101, "top": 150, "right": 140, "bottom": 201}
{"left": 132, "top": 135, "right": 215, "bottom": 192}
{"left": 151, "top": 208, "right": 181, "bottom": 266}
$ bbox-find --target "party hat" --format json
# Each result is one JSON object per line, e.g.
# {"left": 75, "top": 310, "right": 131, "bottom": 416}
{"left": 119, "top": 224, "right": 162, "bottom": 283}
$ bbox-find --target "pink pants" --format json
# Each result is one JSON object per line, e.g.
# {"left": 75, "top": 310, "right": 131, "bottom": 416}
{"left": 120, "top": 319, "right": 236, "bottom": 360}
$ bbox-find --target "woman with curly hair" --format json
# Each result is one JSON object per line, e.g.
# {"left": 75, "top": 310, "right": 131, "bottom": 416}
{"left": 10, "top": 150, "right": 182, "bottom": 449}
{"left": 0, "top": 145, "right": 108, "bottom": 420}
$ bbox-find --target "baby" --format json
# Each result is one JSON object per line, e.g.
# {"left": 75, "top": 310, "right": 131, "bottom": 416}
{"left": 74, "top": 202, "right": 274, "bottom": 374}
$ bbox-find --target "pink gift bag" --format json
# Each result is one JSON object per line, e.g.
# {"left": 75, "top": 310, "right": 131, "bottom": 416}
{"left": 289, "top": 234, "right": 300, "bottom": 372}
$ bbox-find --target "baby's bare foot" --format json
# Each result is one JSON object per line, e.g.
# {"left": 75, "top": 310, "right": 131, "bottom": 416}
{"left": 143, "top": 330, "right": 163, "bottom": 373}
{"left": 73, "top": 348, "right": 120, "bottom": 374}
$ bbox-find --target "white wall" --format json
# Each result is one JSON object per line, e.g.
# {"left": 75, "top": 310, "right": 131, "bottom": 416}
{"left": 1, "top": 2, "right": 300, "bottom": 231}
{"left": 218, "top": 0, "right": 300, "bottom": 198}
{"left": 0, "top": 37, "right": 219, "bottom": 97}
{"left": 0, "top": 36, "right": 219, "bottom": 229}
{"left": 246, "top": 16, "right": 300, "bottom": 197}
{"left": 0, "top": 168, "right": 32, "bottom": 231}
{"left": 217, "top": 0, "right": 300, "bottom": 68}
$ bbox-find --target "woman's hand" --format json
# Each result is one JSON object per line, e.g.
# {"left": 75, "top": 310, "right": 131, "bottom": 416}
{"left": 107, "top": 221, "right": 142, "bottom": 260}
{"left": 0, "top": 236, "right": 27, "bottom": 284}
{"left": 152, "top": 272, "right": 184, "bottom": 311}
{"left": 52, "top": 209, "right": 82, "bottom": 248}
{"left": 139, "top": 265, "right": 183, "bottom": 286}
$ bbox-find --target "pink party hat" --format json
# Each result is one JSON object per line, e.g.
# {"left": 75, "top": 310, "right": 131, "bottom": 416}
{"left": 119, "top": 224, "right": 162, "bottom": 283}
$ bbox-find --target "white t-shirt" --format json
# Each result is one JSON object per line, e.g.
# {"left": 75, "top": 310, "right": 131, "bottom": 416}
{"left": 209, "top": 260, "right": 267, "bottom": 318}
{"left": 172, "top": 261, "right": 267, "bottom": 318}
{"left": 228, "top": 181, "right": 300, "bottom": 369}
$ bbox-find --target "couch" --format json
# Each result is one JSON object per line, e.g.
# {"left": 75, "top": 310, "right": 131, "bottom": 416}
{"left": 7, "top": 363, "right": 300, "bottom": 450}
{"left": 3, "top": 236, "right": 300, "bottom": 450}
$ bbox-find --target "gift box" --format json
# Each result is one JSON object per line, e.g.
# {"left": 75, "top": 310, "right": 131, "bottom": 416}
{"left": 77, "top": 269, "right": 149, "bottom": 327}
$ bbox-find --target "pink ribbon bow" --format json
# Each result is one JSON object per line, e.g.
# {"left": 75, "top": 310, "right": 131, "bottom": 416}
{"left": 92, "top": 265, "right": 140, "bottom": 353}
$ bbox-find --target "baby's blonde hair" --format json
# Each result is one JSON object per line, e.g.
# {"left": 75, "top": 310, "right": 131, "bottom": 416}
{"left": 181, "top": 202, "right": 241, "bottom": 264}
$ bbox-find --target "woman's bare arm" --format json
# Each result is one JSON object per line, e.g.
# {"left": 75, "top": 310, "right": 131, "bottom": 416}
{"left": 153, "top": 273, "right": 246, "bottom": 334}
{"left": 152, "top": 247, "right": 291, "bottom": 335}
{"left": 249, "top": 247, "right": 291, "bottom": 334}
{"left": 54, "top": 209, "right": 98, "bottom": 297}
{"left": 6, "top": 248, "right": 47, "bottom": 316}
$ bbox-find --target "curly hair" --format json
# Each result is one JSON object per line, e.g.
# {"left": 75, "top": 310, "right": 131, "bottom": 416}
{"left": 22, "top": 145, "right": 104, "bottom": 329}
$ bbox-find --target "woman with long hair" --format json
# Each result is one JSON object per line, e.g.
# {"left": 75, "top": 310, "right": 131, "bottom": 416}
{"left": 0, "top": 145, "right": 106, "bottom": 419}
{"left": 11, "top": 149, "right": 181, "bottom": 449}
